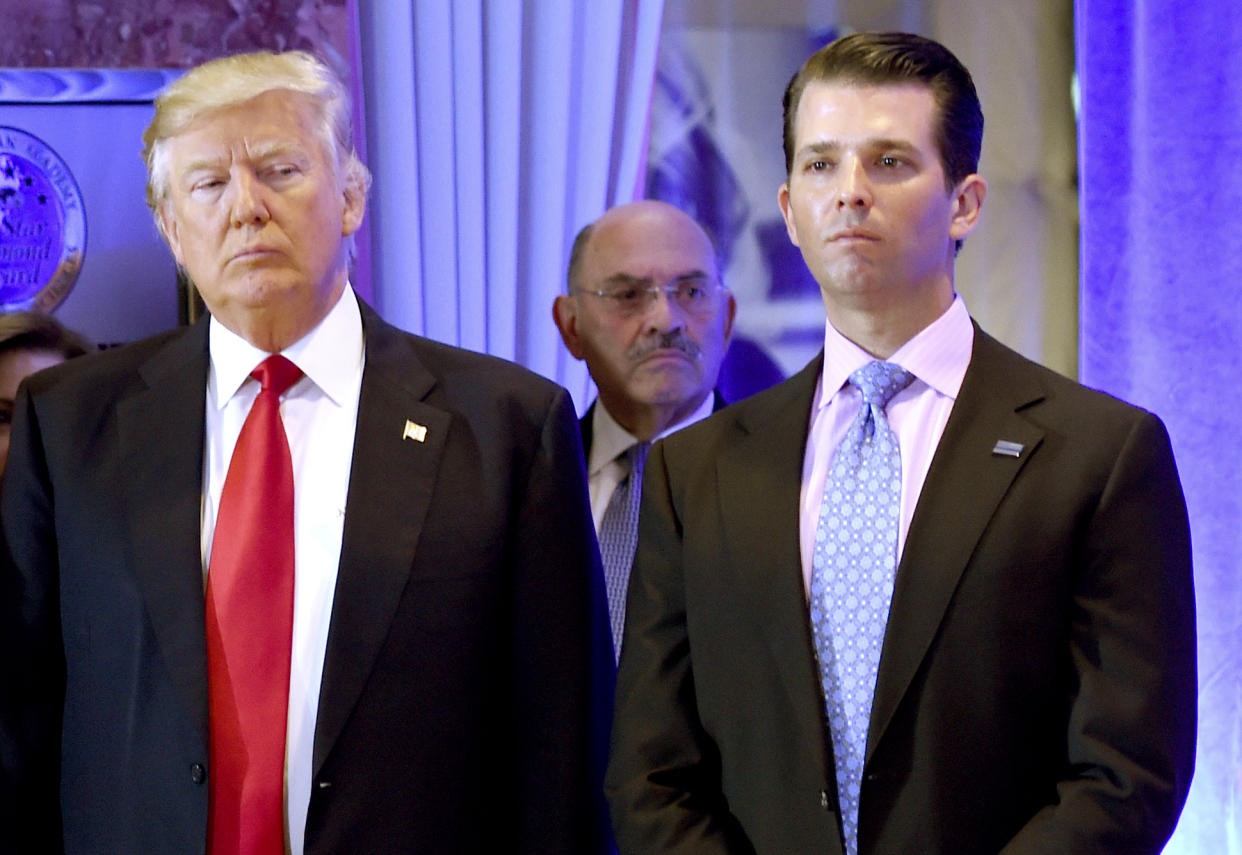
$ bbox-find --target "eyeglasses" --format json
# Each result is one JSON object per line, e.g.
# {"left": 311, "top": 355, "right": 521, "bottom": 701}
{"left": 577, "top": 277, "right": 725, "bottom": 318}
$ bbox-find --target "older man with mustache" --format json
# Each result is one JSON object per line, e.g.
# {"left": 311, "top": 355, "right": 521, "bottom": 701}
{"left": 553, "top": 200, "right": 737, "bottom": 660}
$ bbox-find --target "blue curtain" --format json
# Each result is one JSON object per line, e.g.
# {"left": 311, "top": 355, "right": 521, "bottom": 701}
{"left": 1077, "top": 2, "right": 1242, "bottom": 850}
{"left": 353, "top": 0, "right": 664, "bottom": 409}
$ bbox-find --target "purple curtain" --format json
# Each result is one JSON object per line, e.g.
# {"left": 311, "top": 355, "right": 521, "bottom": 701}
{"left": 351, "top": 1, "right": 664, "bottom": 409}
{"left": 1077, "top": 2, "right": 1242, "bottom": 850}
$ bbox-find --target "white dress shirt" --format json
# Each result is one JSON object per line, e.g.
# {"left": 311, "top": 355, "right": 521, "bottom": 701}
{"left": 586, "top": 392, "right": 717, "bottom": 532}
{"left": 798, "top": 296, "right": 974, "bottom": 596}
{"left": 201, "top": 284, "right": 364, "bottom": 855}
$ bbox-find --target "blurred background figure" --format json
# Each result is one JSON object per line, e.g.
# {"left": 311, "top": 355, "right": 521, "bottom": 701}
{"left": 0, "top": 311, "right": 93, "bottom": 478}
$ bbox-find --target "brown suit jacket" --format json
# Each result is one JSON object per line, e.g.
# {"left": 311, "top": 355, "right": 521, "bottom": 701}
{"left": 606, "top": 327, "right": 1195, "bottom": 854}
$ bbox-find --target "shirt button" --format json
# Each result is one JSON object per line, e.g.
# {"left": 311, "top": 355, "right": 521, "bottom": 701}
{"left": 190, "top": 763, "right": 206, "bottom": 784}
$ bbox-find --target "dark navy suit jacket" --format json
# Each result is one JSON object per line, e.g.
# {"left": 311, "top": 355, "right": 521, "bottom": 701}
{"left": 1, "top": 299, "right": 613, "bottom": 854}
{"left": 607, "top": 327, "right": 1195, "bottom": 854}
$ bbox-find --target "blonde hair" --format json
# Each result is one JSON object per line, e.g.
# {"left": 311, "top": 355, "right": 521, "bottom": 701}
{"left": 0, "top": 311, "right": 93, "bottom": 359}
{"left": 141, "top": 50, "right": 371, "bottom": 238}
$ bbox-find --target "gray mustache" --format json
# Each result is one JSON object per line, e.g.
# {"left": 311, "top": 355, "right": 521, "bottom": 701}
{"left": 629, "top": 331, "right": 702, "bottom": 362}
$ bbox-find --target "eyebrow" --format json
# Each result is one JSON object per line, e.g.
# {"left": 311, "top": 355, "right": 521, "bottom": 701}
{"left": 795, "top": 138, "right": 921, "bottom": 160}
{"left": 178, "top": 142, "right": 309, "bottom": 177}
{"left": 248, "top": 141, "right": 309, "bottom": 163}
{"left": 601, "top": 270, "right": 713, "bottom": 287}
{"left": 178, "top": 155, "right": 228, "bottom": 177}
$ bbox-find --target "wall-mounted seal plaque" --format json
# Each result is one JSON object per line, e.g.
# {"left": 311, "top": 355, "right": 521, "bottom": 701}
{"left": 0, "top": 126, "right": 86, "bottom": 312}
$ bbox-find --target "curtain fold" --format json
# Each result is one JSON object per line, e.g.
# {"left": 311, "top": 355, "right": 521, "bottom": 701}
{"left": 1077, "top": 2, "right": 1242, "bottom": 851}
{"left": 356, "top": 0, "right": 664, "bottom": 408}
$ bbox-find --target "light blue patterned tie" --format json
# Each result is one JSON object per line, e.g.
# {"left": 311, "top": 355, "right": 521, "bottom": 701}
{"left": 599, "top": 441, "right": 650, "bottom": 662}
{"left": 810, "top": 361, "right": 914, "bottom": 855}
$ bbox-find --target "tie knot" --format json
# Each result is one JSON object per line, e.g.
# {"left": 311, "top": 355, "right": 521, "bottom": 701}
{"left": 625, "top": 441, "right": 651, "bottom": 478}
{"left": 626, "top": 441, "right": 651, "bottom": 465}
{"left": 849, "top": 361, "right": 914, "bottom": 408}
{"left": 251, "top": 354, "right": 303, "bottom": 397}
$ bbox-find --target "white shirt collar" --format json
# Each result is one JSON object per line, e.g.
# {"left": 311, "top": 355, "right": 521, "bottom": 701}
{"left": 587, "top": 391, "right": 716, "bottom": 478}
{"left": 818, "top": 294, "right": 973, "bottom": 407}
{"left": 208, "top": 283, "right": 364, "bottom": 408}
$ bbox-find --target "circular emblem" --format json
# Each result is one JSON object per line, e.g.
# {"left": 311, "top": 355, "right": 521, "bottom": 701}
{"left": 0, "top": 126, "right": 86, "bottom": 312}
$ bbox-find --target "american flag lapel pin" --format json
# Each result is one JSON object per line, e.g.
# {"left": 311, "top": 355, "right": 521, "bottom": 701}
{"left": 402, "top": 420, "right": 428, "bottom": 443}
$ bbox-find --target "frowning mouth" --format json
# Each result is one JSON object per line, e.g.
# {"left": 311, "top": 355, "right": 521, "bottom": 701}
{"left": 229, "top": 246, "right": 281, "bottom": 264}
{"left": 638, "top": 347, "right": 697, "bottom": 365}
{"left": 828, "top": 228, "right": 880, "bottom": 243}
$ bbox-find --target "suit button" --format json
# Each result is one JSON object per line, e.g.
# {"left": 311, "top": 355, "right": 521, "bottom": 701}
{"left": 819, "top": 789, "right": 830, "bottom": 809}
{"left": 190, "top": 763, "right": 206, "bottom": 784}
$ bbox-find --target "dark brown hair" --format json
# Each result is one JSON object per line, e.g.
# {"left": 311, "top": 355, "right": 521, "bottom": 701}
{"left": 782, "top": 31, "right": 983, "bottom": 189}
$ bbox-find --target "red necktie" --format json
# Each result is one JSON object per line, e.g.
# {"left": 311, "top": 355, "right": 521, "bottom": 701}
{"left": 206, "top": 355, "right": 303, "bottom": 855}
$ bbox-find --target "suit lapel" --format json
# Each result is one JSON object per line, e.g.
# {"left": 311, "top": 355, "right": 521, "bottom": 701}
{"left": 312, "top": 304, "right": 451, "bottom": 776}
{"left": 716, "top": 357, "right": 829, "bottom": 750}
{"left": 867, "top": 329, "right": 1047, "bottom": 759}
{"left": 116, "top": 321, "right": 212, "bottom": 748}
{"left": 580, "top": 400, "right": 595, "bottom": 458}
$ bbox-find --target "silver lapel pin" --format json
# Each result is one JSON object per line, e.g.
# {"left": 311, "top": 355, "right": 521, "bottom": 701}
{"left": 992, "top": 439, "right": 1024, "bottom": 458}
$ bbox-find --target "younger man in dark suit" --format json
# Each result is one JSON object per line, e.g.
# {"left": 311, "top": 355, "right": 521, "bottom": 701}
{"left": 1, "top": 50, "right": 609, "bottom": 854}
{"left": 606, "top": 32, "right": 1195, "bottom": 855}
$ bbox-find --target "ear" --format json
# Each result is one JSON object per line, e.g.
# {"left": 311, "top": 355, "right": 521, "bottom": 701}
{"left": 948, "top": 173, "right": 987, "bottom": 242}
{"left": 341, "top": 176, "right": 367, "bottom": 237}
{"left": 777, "top": 181, "right": 801, "bottom": 247}
{"left": 157, "top": 205, "right": 185, "bottom": 267}
{"left": 552, "top": 295, "right": 586, "bottom": 360}
{"left": 720, "top": 289, "right": 738, "bottom": 343}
